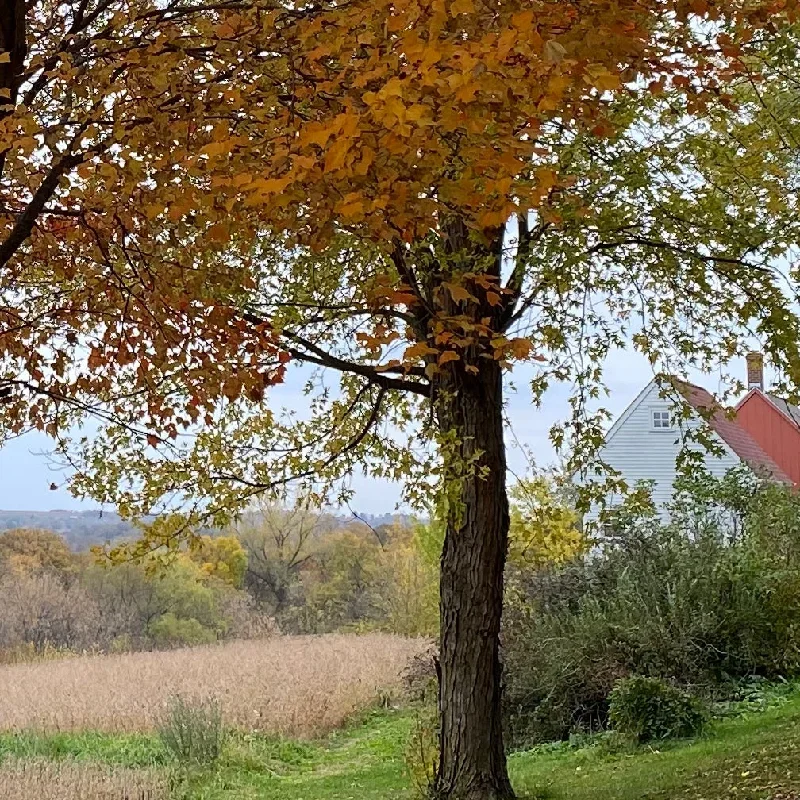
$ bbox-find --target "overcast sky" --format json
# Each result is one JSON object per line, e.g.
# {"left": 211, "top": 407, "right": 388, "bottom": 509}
{"left": 0, "top": 347, "right": 760, "bottom": 515}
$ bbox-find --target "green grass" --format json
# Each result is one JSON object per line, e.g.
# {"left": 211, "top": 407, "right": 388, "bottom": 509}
{"left": 3, "top": 696, "right": 800, "bottom": 799}
{"left": 183, "top": 709, "right": 415, "bottom": 799}
{"left": 511, "top": 695, "right": 800, "bottom": 800}
{"left": 0, "top": 729, "right": 168, "bottom": 767}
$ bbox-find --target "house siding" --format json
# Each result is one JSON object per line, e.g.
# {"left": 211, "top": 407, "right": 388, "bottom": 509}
{"left": 736, "top": 392, "right": 800, "bottom": 486}
{"left": 584, "top": 381, "right": 742, "bottom": 521}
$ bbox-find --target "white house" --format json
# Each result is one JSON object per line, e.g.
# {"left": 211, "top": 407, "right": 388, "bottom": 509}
{"left": 583, "top": 377, "right": 789, "bottom": 521}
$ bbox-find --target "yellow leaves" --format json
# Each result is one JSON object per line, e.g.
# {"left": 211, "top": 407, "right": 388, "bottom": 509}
{"left": 438, "top": 350, "right": 460, "bottom": 366}
{"left": 536, "top": 168, "right": 558, "bottom": 193}
{"left": 245, "top": 176, "right": 293, "bottom": 204}
{"left": 496, "top": 28, "right": 517, "bottom": 61}
{"left": 356, "top": 327, "right": 400, "bottom": 350}
{"left": 509, "top": 337, "right": 533, "bottom": 360}
{"left": 380, "top": 77, "right": 405, "bottom": 98}
{"left": 3, "top": 0, "right": 764, "bottom": 283}
{"left": 404, "top": 342, "right": 439, "bottom": 361}
{"left": 477, "top": 208, "right": 512, "bottom": 229}
{"left": 231, "top": 173, "right": 254, "bottom": 188}
{"left": 585, "top": 65, "right": 622, "bottom": 92}
{"left": 405, "top": 104, "right": 430, "bottom": 123}
{"left": 444, "top": 282, "right": 477, "bottom": 304}
{"left": 508, "top": 337, "right": 544, "bottom": 361}
{"left": 338, "top": 194, "right": 365, "bottom": 220}
{"left": 512, "top": 10, "right": 535, "bottom": 29}
{"left": 369, "top": 283, "right": 419, "bottom": 307}
{"left": 299, "top": 124, "right": 333, "bottom": 150}
{"left": 451, "top": 0, "right": 474, "bottom": 14}
{"left": 200, "top": 139, "right": 237, "bottom": 158}
{"left": 97, "top": 162, "right": 117, "bottom": 179}
{"left": 491, "top": 336, "right": 542, "bottom": 362}
{"left": 539, "top": 72, "right": 572, "bottom": 112}
{"left": 508, "top": 477, "right": 586, "bottom": 570}
{"left": 455, "top": 83, "right": 479, "bottom": 103}
{"left": 354, "top": 147, "right": 375, "bottom": 176}
{"left": 324, "top": 138, "right": 352, "bottom": 173}
{"left": 167, "top": 196, "right": 194, "bottom": 220}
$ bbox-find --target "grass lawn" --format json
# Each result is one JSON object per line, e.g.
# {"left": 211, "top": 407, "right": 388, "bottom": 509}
{"left": 3, "top": 694, "right": 800, "bottom": 799}
{"left": 511, "top": 696, "right": 800, "bottom": 800}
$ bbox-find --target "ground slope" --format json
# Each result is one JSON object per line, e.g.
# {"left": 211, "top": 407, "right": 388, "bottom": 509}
{"left": 3, "top": 691, "right": 800, "bottom": 798}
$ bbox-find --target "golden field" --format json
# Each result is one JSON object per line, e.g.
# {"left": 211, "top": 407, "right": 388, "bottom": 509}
{"left": 0, "top": 634, "right": 425, "bottom": 738}
{"left": 0, "top": 759, "right": 168, "bottom": 799}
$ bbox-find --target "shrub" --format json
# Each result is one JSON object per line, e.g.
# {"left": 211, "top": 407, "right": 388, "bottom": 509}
{"left": 608, "top": 676, "right": 707, "bottom": 743}
{"left": 0, "top": 572, "right": 104, "bottom": 654}
{"left": 158, "top": 695, "right": 225, "bottom": 766}
{"left": 502, "top": 469, "right": 800, "bottom": 748}
{"left": 148, "top": 614, "right": 217, "bottom": 649}
{"left": 401, "top": 646, "right": 439, "bottom": 704}
{"left": 404, "top": 704, "right": 439, "bottom": 799}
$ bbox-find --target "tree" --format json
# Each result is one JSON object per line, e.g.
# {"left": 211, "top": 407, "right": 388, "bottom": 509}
{"left": 507, "top": 477, "right": 586, "bottom": 570}
{"left": 83, "top": 552, "right": 228, "bottom": 648}
{"left": 0, "top": 528, "right": 75, "bottom": 575}
{"left": 376, "top": 522, "right": 440, "bottom": 637}
{"left": 2, "top": 2, "right": 799, "bottom": 797}
{"left": 236, "top": 502, "right": 320, "bottom": 617}
{"left": 188, "top": 534, "right": 248, "bottom": 588}
{"left": 298, "top": 526, "right": 385, "bottom": 631}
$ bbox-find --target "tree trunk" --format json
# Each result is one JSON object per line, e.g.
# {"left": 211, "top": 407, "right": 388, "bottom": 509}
{"left": 434, "top": 354, "right": 514, "bottom": 800}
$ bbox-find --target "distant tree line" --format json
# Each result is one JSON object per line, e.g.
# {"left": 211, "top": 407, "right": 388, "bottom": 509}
{"left": 0, "top": 482, "right": 579, "bottom": 659}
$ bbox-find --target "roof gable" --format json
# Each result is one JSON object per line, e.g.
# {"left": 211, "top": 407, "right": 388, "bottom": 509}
{"left": 602, "top": 378, "right": 661, "bottom": 449}
{"left": 675, "top": 381, "right": 792, "bottom": 483}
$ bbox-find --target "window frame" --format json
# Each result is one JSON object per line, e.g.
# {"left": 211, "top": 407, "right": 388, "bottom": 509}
{"left": 651, "top": 409, "right": 672, "bottom": 431}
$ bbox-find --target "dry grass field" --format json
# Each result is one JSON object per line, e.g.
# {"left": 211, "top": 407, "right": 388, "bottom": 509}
{"left": 0, "top": 759, "right": 168, "bottom": 799}
{"left": 0, "top": 634, "right": 424, "bottom": 738}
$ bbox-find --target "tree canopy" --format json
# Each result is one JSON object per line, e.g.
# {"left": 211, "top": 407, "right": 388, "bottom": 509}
{"left": 4, "top": 1, "right": 800, "bottom": 797}
{"left": 4, "top": 1, "right": 799, "bottom": 511}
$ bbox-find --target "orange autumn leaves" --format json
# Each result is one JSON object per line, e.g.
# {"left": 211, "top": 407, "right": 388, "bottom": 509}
{"left": 2, "top": 0, "right": 796, "bottom": 440}
{"left": 358, "top": 273, "right": 543, "bottom": 376}
{"left": 201, "top": 0, "right": 773, "bottom": 246}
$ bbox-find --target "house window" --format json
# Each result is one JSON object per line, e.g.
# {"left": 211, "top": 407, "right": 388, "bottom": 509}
{"left": 652, "top": 410, "right": 671, "bottom": 430}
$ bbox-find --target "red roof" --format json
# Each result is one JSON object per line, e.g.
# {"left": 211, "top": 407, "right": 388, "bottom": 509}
{"left": 675, "top": 380, "right": 792, "bottom": 483}
{"left": 735, "top": 389, "right": 800, "bottom": 486}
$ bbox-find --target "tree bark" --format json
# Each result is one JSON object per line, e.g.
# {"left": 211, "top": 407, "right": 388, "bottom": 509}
{"left": 0, "top": 0, "right": 26, "bottom": 181}
{"left": 433, "top": 354, "right": 514, "bottom": 800}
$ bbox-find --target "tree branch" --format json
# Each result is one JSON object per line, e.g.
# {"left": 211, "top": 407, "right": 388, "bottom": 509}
{"left": 241, "top": 311, "right": 430, "bottom": 396}
{"left": 283, "top": 332, "right": 430, "bottom": 396}
{"left": 0, "top": 151, "right": 84, "bottom": 268}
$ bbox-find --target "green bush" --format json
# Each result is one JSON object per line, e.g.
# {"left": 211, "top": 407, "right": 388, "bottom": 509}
{"left": 608, "top": 676, "right": 707, "bottom": 743}
{"left": 158, "top": 695, "right": 225, "bottom": 766}
{"left": 502, "top": 468, "right": 800, "bottom": 748}
{"left": 148, "top": 614, "right": 217, "bottom": 649}
{"left": 404, "top": 704, "right": 439, "bottom": 799}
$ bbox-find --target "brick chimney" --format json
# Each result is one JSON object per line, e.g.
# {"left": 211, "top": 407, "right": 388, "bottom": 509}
{"left": 746, "top": 352, "right": 764, "bottom": 391}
